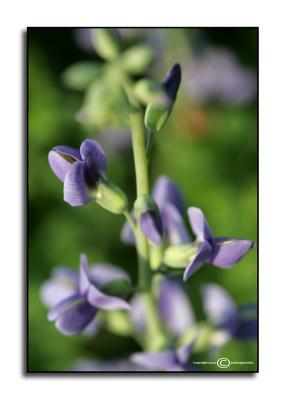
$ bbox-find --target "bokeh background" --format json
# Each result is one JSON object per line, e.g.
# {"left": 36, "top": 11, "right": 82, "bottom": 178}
{"left": 28, "top": 28, "right": 257, "bottom": 372}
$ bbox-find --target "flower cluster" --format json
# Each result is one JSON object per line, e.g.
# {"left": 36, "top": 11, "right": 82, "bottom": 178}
{"left": 41, "top": 28, "right": 256, "bottom": 372}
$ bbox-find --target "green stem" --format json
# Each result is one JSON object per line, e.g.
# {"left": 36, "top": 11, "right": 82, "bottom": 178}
{"left": 123, "top": 211, "right": 137, "bottom": 234}
{"left": 129, "top": 109, "right": 151, "bottom": 291}
{"left": 129, "top": 107, "right": 169, "bottom": 351}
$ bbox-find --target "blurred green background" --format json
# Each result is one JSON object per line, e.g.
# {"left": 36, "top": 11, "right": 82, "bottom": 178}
{"left": 28, "top": 28, "right": 257, "bottom": 372}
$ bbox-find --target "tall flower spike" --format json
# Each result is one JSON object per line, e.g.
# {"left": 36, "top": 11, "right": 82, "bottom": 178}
{"left": 45, "top": 254, "right": 130, "bottom": 336}
{"left": 164, "top": 207, "right": 254, "bottom": 281}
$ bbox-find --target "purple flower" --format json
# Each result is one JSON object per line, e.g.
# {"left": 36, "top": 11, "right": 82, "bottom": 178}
{"left": 202, "top": 283, "right": 257, "bottom": 341}
{"left": 130, "top": 277, "right": 196, "bottom": 371}
{"left": 43, "top": 254, "right": 131, "bottom": 336}
{"left": 139, "top": 209, "right": 164, "bottom": 246}
{"left": 164, "top": 207, "right": 254, "bottom": 281}
{"left": 131, "top": 341, "right": 195, "bottom": 372}
{"left": 48, "top": 139, "right": 107, "bottom": 207}
{"left": 131, "top": 277, "right": 195, "bottom": 339}
{"left": 121, "top": 176, "right": 189, "bottom": 246}
{"left": 184, "top": 48, "right": 256, "bottom": 105}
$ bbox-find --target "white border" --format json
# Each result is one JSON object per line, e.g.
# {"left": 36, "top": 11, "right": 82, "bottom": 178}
{"left": 1, "top": 0, "right": 285, "bottom": 397}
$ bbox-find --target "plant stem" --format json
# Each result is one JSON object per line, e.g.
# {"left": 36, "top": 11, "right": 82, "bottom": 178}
{"left": 129, "top": 107, "right": 169, "bottom": 351}
{"left": 129, "top": 109, "right": 151, "bottom": 291}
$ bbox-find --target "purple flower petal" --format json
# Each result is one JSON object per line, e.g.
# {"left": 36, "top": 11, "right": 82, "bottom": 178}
{"left": 55, "top": 299, "right": 97, "bottom": 336}
{"left": 120, "top": 220, "right": 136, "bottom": 245}
{"left": 52, "top": 267, "right": 78, "bottom": 282}
{"left": 176, "top": 341, "right": 195, "bottom": 364}
{"left": 89, "top": 263, "right": 130, "bottom": 288}
{"left": 63, "top": 160, "right": 91, "bottom": 206}
{"left": 48, "top": 151, "right": 73, "bottom": 182}
{"left": 53, "top": 145, "right": 82, "bottom": 161}
{"left": 87, "top": 285, "right": 131, "bottom": 311}
{"left": 158, "top": 278, "right": 194, "bottom": 337}
{"left": 82, "top": 318, "right": 100, "bottom": 336}
{"left": 131, "top": 351, "right": 177, "bottom": 371}
{"left": 130, "top": 294, "right": 147, "bottom": 333}
{"left": 201, "top": 284, "right": 239, "bottom": 332}
{"left": 47, "top": 294, "right": 83, "bottom": 321}
{"left": 183, "top": 241, "right": 213, "bottom": 281}
{"left": 162, "top": 203, "right": 190, "bottom": 245}
{"left": 140, "top": 210, "right": 164, "bottom": 245}
{"left": 210, "top": 238, "right": 254, "bottom": 268}
{"left": 80, "top": 139, "right": 107, "bottom": 177}
{"left": 187, "top": 207, "right": 213, "bottom": 242}
{"left": 79, "top": 254, "right": 90, "bottom": 295}
{"left": 162, "top": 64, "right": 181, "bottom": 102}
{"left": 40, "top": 277, "right": 76, "bottom": 309}
{"left": 152, "top": 175, "right": 185, "bottom": 215}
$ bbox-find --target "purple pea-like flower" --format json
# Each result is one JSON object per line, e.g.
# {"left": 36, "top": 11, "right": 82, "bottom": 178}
{"left": 131, "top": 277, "right": 195, "bottom": 339}
{"left": 139, "top": 209, "right": 164, "bottom": 246}
{"left": 164, "top": 207, "right": 254, "bottom": 281}
{"left": 131, "top": 341, "right": 195, "bottom": 372}
{"left": 121, "top": 176, "right": 189, "bottom": 246}
{"left": 202, "top": 283, "right": 257, "bottom": 341}
{"left": 42, "top": 254, "right": 131, "bottom": 336}
{"left": 130, "top": 277, "right": 196, "bottom": 371}
{"left": 48, "top": 139, "right": 107, "bottom": 207}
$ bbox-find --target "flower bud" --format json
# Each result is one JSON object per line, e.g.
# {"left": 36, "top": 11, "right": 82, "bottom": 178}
{"left": 92, "top": 178, "right": 128, "bottom": 214}
{"left": 163, "top": 243, "right": 198, "bottom": 268}
{"left": 144, "top": 64, "right": 181, "bottom": 134}
{"left": 121, "top": 45, "right": 154, "bottom": 74}
{"left": 134, "top": 79, "right": 168, "bottom": 106}
{"left": 92, "top": 28, "right": 121, "bottom": 61}
{"left": 62, "top": 62, "right": 101, "bottom": 91}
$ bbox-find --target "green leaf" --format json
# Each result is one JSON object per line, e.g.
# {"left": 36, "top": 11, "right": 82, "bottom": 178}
{"left": 62, "top": 62, "right": 102, "bottom": 91}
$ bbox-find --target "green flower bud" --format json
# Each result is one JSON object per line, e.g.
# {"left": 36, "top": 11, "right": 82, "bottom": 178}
{"left": 92, "top": 178, "right": 128, "bottom": 214}
{"left": 164, "top": 243, "right": 198, "bottom": 268}
{"left": 92, "top": 28, "right": 121, "bottom": 61}
{"left": 121, "top": 45, "right": 154, "bottom": 74}
{"left": 62, "top": 62, "right": 102, "bottom": 91}
{"left": 144, "top": 64, "right": 181, "bottom": 134}
{"left": 144, "top": 104, "right": 170, "bottom": 134}
{"left": 134, "top": 79, "right": 168, "bottom": 106}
